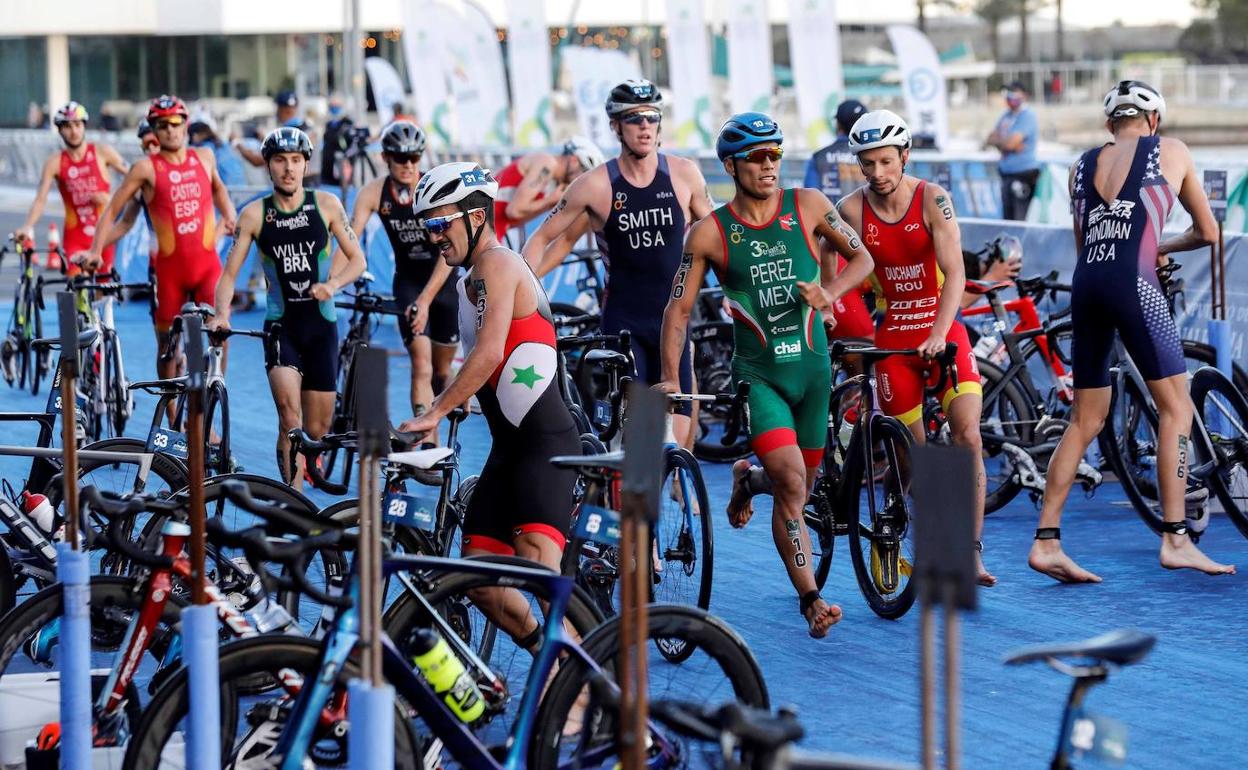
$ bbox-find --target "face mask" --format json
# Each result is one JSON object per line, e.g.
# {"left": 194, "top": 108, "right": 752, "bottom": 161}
{"left": 1006, "top": 95, "right": 1023, "bottom": 109}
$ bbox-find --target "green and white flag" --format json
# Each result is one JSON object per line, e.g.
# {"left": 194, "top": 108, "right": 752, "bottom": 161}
{"left": 665, "top": 0, "right": 714, "bottom": 149}
{"left": 787, "top": 0, "right": 844, "bottom": 149}
{"left": 400, "top": 0, "right": 453, "bottom": 147}
{"left": 507, "top": 0, "right": 553, "bottom": 147}
{"left": 726, "top": 0, "right": 773, "bottom": 115}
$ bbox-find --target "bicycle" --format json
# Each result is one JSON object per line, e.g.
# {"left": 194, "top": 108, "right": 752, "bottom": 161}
{"left": 0, "top": 235, "right": 60, "bottom": 394}
{"left": 122, "top": 477, "right": 769, "bottom": 769}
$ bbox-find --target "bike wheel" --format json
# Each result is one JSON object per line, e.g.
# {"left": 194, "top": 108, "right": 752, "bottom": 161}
{"left": 1101, "top": 373, "right": 1166, "bottom": 532}
{"left": 976, "top": 358, "right": 1038, "bottom": 514}
{"left": 104, "top": 332, "right": 128, "bottom": 437}
{"left": 1183, "top": 340, "right": 1248, "bottom": 395}
{"left": 121, "top": 635, "right": 420, "bottom": 770}
{"left": 383, "top": 556, "right": 604, "bottom": 757}
{"left": 1191, "top": 367, "right": 1248, "bottom": 537}
{"left": 690, "top": 321, "right": 750, "bottom": 462}
{"left": 844, "top": 415, "right": 917, "bottom": 619}
{"left": 529, "top": 604, "right": 769, "bottom": 769}
{"left": 0, "top": 576, "right": 183, "bottom": 749}
{"left": 31, "top": 294, "right": 49, "bottom": 395}
{"left": 203, "top": 381, "right": 230, "bottom": 474}
{"left": 652, "top": 448, "right": 713, "bottom": 662}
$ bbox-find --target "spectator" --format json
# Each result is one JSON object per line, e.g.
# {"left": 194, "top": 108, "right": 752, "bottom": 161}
{"left": 391, "top": 101, "right": 418, "bottom": 124}
{"left": 236, "top": 90, "right": 314, "bottom": 167}
{"left": 189, "top": 113, "right": 248, "bottom": 187}
{"left": 803, "top": 99, "right": 867, "bottom": 200}
{"left": 985, "top": 81, "right": 1040, "bottom": 221}
{"left": 319, "top": 96, "right": 358, "bottom": 188}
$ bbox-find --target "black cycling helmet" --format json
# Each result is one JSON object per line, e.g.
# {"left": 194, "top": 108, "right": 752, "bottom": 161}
{"left": 136, "top": 119, "right": 154, "bottom": 139}
{"left": 381, "top": 120, "right": 426, "bottom": 155}
{"left": 261, "top": 127, "right": 313, "bottom": 161}
{"left": 605, "top": 79, "right": 663, "bottom": 117}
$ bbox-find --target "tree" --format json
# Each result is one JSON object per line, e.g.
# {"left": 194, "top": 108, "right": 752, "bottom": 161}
{"left": 1191, "top": 0, "right": 1248, "bottom": 56}
{"left": 974, "top": 0, "right": 1013, "bottom": 62}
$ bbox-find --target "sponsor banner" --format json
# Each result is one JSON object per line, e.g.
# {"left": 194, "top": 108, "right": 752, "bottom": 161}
{"left": 446, "top": 1, "right": 513, "bottom": 146}
{"left": 364, "top": 58, "right": 408, "bottom": 127}
{"left": 665, "top": 0, "right": 714, "bottom": 149}
{"left": 886, "top": 25, "right": 950, "bottom": 151}
{"left": 506, "top": 0, "right": 553, "bottom": 146}
{"left": 560, "top": 47, "right": 642, "bottom": 152}
{"left": 400, "top": 0, "right": 453, "bottom": 147}
{"left": 726, "top": 0, "right": 773, "bottom": 115}
{"left": 787, "top": 0, "right": 844, "bottom": 149}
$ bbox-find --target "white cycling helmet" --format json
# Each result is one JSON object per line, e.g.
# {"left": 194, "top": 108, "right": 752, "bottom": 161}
{"left": 847, "top": 110, "right": 911, "bottom": 154}
{"left": 1103, "top": 80, "right": 1166, "bottom": 121}
{"left": 563, "top": 135, "right": 606, "bottom": 172}
{"left": 413, "top": 162, "right": 499, "bottom": 217}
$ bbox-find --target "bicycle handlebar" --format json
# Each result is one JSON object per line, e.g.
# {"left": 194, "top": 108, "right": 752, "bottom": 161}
{"left": 334, "top": 291, "right": 405, "bottom": 317}
{"left": 204, "top": 519, "right": 355, "bottom": 609}
{"left": 830, "top": 341, "right": 960, "bottom": 395}
{"left": 287, "top": 423, "right": 435, "bottom": 494}
{"left": 80, "top": 485, "right": 190, "bottom": 570}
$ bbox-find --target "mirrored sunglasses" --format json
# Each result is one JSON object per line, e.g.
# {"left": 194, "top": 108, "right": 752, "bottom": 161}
{"left": 622, "top": 111, "right": 662, "bottom": 126}
{"left": 731, "top": 147, "right": 784, "bottom": 164}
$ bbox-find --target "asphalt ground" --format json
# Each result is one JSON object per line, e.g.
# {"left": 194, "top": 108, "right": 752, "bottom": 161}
{"left": 0, "top": 298, "right": 1244, "bottom": 768}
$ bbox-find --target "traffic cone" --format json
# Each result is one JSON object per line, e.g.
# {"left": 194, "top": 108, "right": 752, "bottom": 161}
{"left": 45, "top": 223, "right": 62, "bottom": 270}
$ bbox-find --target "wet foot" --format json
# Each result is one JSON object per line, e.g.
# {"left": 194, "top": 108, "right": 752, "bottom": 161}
{"left": 801, "top": 597, "right": 842, "bottom": 639}
{"left": 726, "top": 459, "right": 756, "bottom": 529}
{"left": 1160, "top": 535, "right": 1236, "bottom": 575}
{"left": 1028, "top": 540, "right": 1102, "bottom": 583}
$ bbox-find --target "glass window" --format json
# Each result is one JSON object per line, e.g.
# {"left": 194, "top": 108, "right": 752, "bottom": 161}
{"left": 203, "top": 35, "right": 229, "bottom": 97}
{"left": 69, "top": 37, "right": 117, "bottom": 121}
{"left": 116, "top": 36, "right": 143, "bottom": 102}
{"left": 264, "top": 34, "right": 291, "bottom": 95}
{"left": 145, "top": 36, "right": 172, "bottom": 96}
{"left": 227, "top": 35, "right": 259, "bottom": 99}
{"left": 176, "top": 36, "right": 201, "bottom": 101}
{"left": 0, "top": 38, "right": 47, "bottom": 127}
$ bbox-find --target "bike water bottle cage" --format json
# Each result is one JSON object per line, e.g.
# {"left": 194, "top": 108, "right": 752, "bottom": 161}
{"left": 1034, "top": 528, "right": 1061, "bottom": 540}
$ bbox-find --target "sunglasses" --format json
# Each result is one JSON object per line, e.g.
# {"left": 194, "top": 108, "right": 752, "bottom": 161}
{"left": 420, "top": 208, "right": 484, "bottom": 235}
{"left": 155, "top": 117, "right": 185, "bottom": 130}
{"left": 731, "top": 147, "right": 784, "bottom": 163}
{"left": 621, "top": 111, "right": 662, "bottom": 126}
{"left": 389, "top": 153, "right": 421, "bottom": 166}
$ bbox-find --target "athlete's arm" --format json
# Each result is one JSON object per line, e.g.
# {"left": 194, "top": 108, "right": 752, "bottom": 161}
{"left": 1158, "top": 139, "right": 1219, "bottom": 261}
{"left": 659, "top": 219, "right": 717, "bottom": 390}
{"left": 198, "top": 147, "right": 237, "bottom": 236}
{"left": 522, "top": 170, "right": 598, "bottom": 276}
{"left": 421, "top": 251, "right": 522, "bottom": 424}
{"left": 505, "top": 154, "right": 560, "bottom": 223}
{"left": 210, "top": 201, "right": 261, "bottom": 331}
{"left": 333, "top": 179, "right": 379, "bottom": 270}
{"left": 801, "top": 188, "right": 873, "bottom": 307}
{"left": 410, "top": 257, "right": 455, "bottom": 336}
{"left": 678, "top": 156, "right": 716, "bottom": 222}
{"left": 84, "top": 159, "right": 154, "bottom": 267}
{"left": 99, "top": 144, "right": 129, "bottom": 176}
{"left": 15, "top": 155, "right": 59, "bottom": 241}
{"left": 922, "top": 183, "right": 965, "bottom": 359}
{"left": 1067, "top": 163, "right": 1082, "bottom": 257}
{"left": 313, "top": 191, "right": 366, "bottom": 301}
{"left": 539, "top": 211, "right": 593, "bottom": 274}
{"left": 103, "top": 198, "right": 144, "bottom": 248}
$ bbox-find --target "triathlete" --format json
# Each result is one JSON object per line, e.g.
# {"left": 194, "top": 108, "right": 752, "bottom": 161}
{"left": 341, "top": 120, "right": 458, "bottom": 420}
{"left": 399, "top": 161, "right": 579, "bottom": 588}
{"left": 658, "top": 114, "right": 875, "bottom": 638}
{"left": 523, "top": 79, "right": 715, "bottom": 445}
{"left": 804, "top": 99, "right": 868, "bottom": 200}
{"left": 838, "top": 109, "right": 995, "bottom": 586}
{"left": 1030, "top": 81, "right": 1234, "bottom": 580}
{"left": 83, "top": 95, "right": 236, "bottom": 384}
{"left": 209, "top": 128, "right": 366, "bottom": 486}
{"left": 16, "top": 101, "right": 128, "bottom": 275}
{"left": 493, "top": 136, "right": 605, "bottom": 244}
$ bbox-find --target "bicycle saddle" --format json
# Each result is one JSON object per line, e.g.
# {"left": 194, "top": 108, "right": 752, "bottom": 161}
{"left": 550, "top": 450, "right": 625, "bottom": 473}
{"left": 582, "top": 348, "right": 632, "bottom": 371}
{"left": 32, "top": 328, "right": 99, "bottom": 350}
{"left": 178, "top": 302, "right": 216, "bottom": 318}
{"left": 1004, "top": 628, "right": 1156, "bottom": 668}
{"left": 128, "top": 375, "right": 188, "bottom": 394}
{"left": 387, "top": 446, "right": 454, "bottom": 470}
{"left": 964, "top": 279, "right": 1013, "bottom": 296}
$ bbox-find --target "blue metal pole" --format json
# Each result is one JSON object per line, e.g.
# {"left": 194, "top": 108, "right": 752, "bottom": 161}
{"left": 184, "top": 603, "right": 221, "bottom": 770}
{"left": 348, "top": 679, "right": 394, "bottom": 770}
{"left": 1210, "top": 318, "right": 1233, "bottom": 379}
{"left": 56, "top": 542, "right": 91, "bottom": 770}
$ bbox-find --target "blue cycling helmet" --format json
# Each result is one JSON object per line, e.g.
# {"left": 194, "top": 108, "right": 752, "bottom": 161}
{"left": 716, "top": 112, "right": 783, "bottom": 160}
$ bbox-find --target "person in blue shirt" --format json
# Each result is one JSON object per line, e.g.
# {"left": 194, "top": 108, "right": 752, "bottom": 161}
{"left": 803, "top": 99, "right": 867, "bottom": 199}
{"left": 985, "top": 81, "right": 1040, "bottom": 220}
{"left": 189, "top": 114, "right": 248, "bottom": 188}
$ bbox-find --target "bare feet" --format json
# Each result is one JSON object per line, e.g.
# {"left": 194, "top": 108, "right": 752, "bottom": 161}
{"left": 1159, "top": 534, "right": 1236, "bottom": 575}
{"left": 726, "top": 459, "right": 756, "bottom": 529}
{"left": 801, "top": 597, "right": 843, "bottom": 639}
{"left": 1028, "top": 539, "right": 1102, "bottom": 583}
{"left": 976, "top": 551, "right": 997, "bottom": 587}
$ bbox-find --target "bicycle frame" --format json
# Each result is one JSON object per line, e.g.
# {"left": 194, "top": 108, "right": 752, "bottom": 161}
{"left": 963, "top": 290, "right": 1070, "bottom": 413}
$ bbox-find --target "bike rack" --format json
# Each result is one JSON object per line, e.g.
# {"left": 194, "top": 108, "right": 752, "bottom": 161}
{"left": 1205, "top": 169, "right": 1232, "bottom": 433}
{"left": 349, "top": 346, "right": 394, "bottom": 770}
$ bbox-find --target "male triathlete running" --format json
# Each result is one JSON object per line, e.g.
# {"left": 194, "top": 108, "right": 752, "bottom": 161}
{"left": 658, "top": 114, "right": 875, "bottom": 638}
{"left": 341, "top": 121, "right": 458, "bottom": 420}
{"left": 1029, "top": 81, "right": 1234, "bottom": 581}
{"left": 399, "top": 162, "right": 579, "bottom": 584}
{"left": 523, "top": 79, "right": 715, "bottom": 445}
{"left": 16, "top": 101, "right": 128, "bottom": 275}
{"left": 493, "top": 135, "right": 605, "bottom": 244}
{"left": 83, "top": 95, "right": 236, "bottom": 384}
{"left": 837, "top": 109, "right": 995, "bottom": 586}
{"left": 210, "top": 128, "right": 366, "bottom": 486}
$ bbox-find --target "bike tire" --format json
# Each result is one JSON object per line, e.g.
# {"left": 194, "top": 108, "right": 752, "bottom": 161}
{"left": 1183, "top": 340, "right": 1248, "bottom": 395}
{"left": 203, "top": 381, "right": 230, "bottom": 475}
{"left": 32, "top": 295, "right": 49, "bottom": 396}
{"left": 121, "top": 635, "right": 419, "bottom": 770}
{"left": 104, "top": 331, "right": 128, "bottom": 437}
{"left": 1100, "top": 372, "right": 1166, "bottom": 533}
{"left": 1191, "top": 366, "right": 1248, "bottom": 537}
{"left": 652, "top": 448, "right": 713, "bottom": 663}
{"left": 976, "top": 358, "right": 1037, "bottom": 514}
{"left": 0, "top": 544, "right": 15, "bottom": 617}
{"left": 529, "top": 604, "right": 769, "bottom": 769}
{"left": 690, "top": 321, "right": 751, "bottom": 463}
{"left": 844, "top": 414, "right": 917, "bottom": 619}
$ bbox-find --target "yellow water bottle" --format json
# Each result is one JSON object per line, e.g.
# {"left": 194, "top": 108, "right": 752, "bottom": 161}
{"left": 410, "top": 628, "right": 486, "bottom": 723}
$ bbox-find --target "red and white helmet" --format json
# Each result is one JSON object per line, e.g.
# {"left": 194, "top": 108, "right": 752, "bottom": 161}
{"left": 146, "top": 95, "right": 189, "bottom": 123}
{"left": 53, "top": 101, "right": 89, "bottom": 126}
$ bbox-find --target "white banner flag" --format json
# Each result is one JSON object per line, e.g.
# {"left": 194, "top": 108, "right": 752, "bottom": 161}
{"left": 400, "top": 0, "right": 453, "bottom": 147}
{"left": 726, "top": 0, "right": 773, "bottom": 115}
{"left": 364, "top": 58, "right": 407, "bottom": 127}
{"left": 886, "top": 25, "right": 950, "bottom": 151}
{"left": 560, "top": 47, "right": 641, "bottom": 153}
{"left": 665, "top": 0, "right": 714, "bottom": 149}
{"left": 787, "top": 0, "right": 844, "bottom": 149}
{"left": 507, "top": 0, "right": 553, "bottom": 146}
{"left": 444, "top": 1, "right": 512, "bottom": 146}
